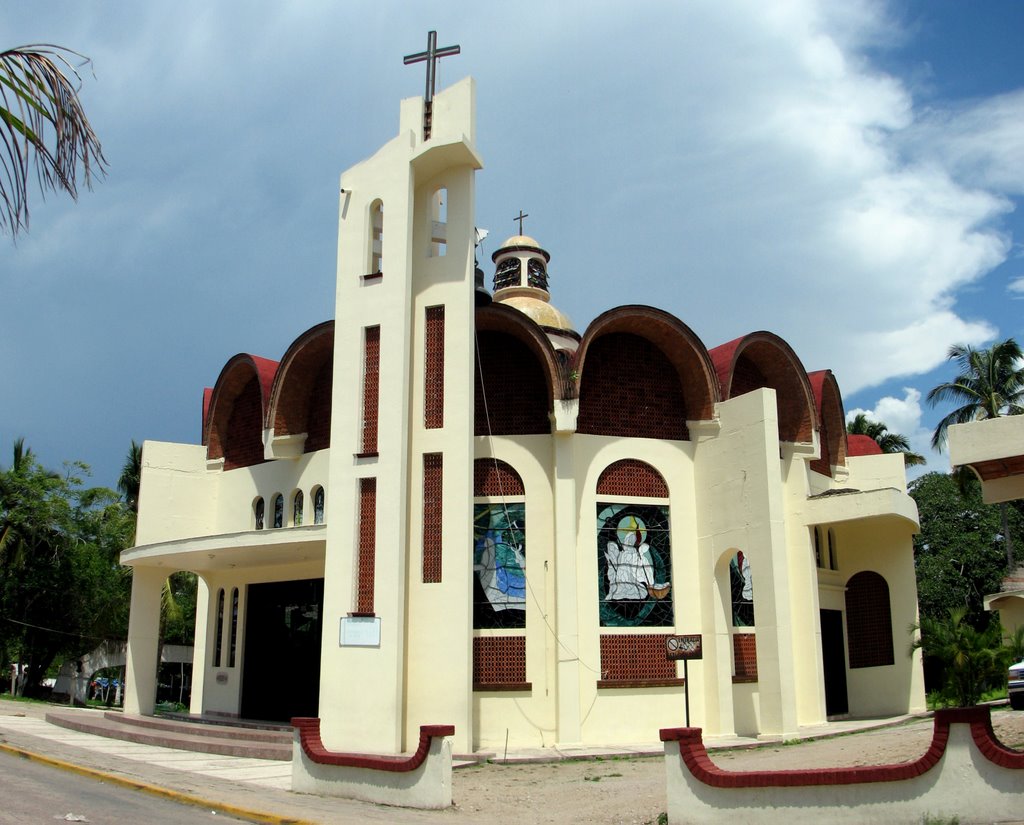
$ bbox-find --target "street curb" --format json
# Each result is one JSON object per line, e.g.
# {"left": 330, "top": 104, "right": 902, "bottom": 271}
{"left": 0, "top": 741, "right": 315, "bottom": 825}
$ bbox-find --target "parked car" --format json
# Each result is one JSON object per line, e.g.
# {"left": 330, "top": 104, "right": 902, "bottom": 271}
{"left": 1010, "top": 661, "right": 1024, "bottom": 710}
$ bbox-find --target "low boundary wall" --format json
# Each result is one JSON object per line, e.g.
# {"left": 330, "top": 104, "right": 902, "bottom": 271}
{"left": 291, "top": 718, "right": 454, "bottom": 809}
{"left": 660, "top": 707, "right": 1023, "bottom": 824}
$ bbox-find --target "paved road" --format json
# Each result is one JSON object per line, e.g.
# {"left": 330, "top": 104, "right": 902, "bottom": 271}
{"left": 0, "top": 749, "right": 249, "bottom": 825}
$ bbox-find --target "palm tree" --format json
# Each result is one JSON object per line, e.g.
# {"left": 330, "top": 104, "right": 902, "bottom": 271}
{"left": 0, "top": 44, "right": 107, "bottom": 237}
{"left": 846, "top": 413, "right": 926, "bottom": 466}
{"left": 117, "top": 440, "right": 142, "bottom": 513}
{"left": 928, "top": 338, "right": 1024, "bottom": 566}
{"left": 911, "top": 606, "right": 1010, "bottom": 707}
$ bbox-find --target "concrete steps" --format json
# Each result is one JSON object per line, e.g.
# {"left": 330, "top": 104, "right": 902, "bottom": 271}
{"left": 44, "top": 710, "right": 293, "bottom": 761}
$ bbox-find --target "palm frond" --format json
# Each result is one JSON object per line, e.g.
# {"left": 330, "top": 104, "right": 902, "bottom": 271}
{"left": 0, "top": 44, "right": 107, "bottom": 237}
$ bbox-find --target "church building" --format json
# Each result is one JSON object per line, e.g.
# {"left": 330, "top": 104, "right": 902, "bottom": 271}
{"left": 121, "top": 53, "right": 926, "bottom": 755}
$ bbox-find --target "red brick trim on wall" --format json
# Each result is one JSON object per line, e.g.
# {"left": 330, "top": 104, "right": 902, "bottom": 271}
{"left": 732, "top": 633, "right": 758, "bottom": 683}
{"left": 356, "top": 478, "right": 376, "bottom": 614}
{"left": 846, "top": 571, "right": 895, "bottom": 669}
{"left": 292, "top": 718, "right": 454, "bottom": 772}
{"left": 424, "top": 306, "right": 445, "bottom": 429}
{"left": 361, "top": 326, "right": 380, "bottom": 454}
{"left": 596, "top": 459, "right": 669, "bottom": 498}
{"left": 599, "top": 634, "right": 681, "bottom": 684}
{"left": 473, "top": 636, "right": 529, "bottom": 689}
{"left": 422, "top": 453, "right": 443, "bottom": 583}
{"left": 659, "top": 706, "right": 1023, "bottom": 788}
{"left": 473, "top": 459, "right": 525, "bottom": 497}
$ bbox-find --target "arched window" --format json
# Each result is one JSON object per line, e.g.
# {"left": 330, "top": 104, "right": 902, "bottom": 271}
{"left": 430, "top": 187, "right": 447, "bottom": 257}
{"left": 254, "top": 497, "right": 265, "bottom": 531}
{"left": 370, "top": 200, "right": 384, "bottom": 275}
{"left": 215, "top": 588, "right": 225, "bottom": 667}
{"left": 596, "top": 460, "right": 672, "bottom": 628}
{"left": 473, "top": 459, "right": 526, "bottom": 630}
{"left": 273, "top": 494, "right": 284, "bottom": 528}
{"left": 293, "top": 490, "right": 304, "bottom": 527}
{"left": 730, "top": 551, "right": 754, "bottom": 627}
{"left": 229, "top": 588, "right": 239, "bottom": 668}
{"left": 827, "top": 528, "right": 838, "bottom": 570}
{"left": 846, "top": 571, "right": 894, "bottom": 668}
{"left": 313, "top": 486, "right": 325, "bottom": 524}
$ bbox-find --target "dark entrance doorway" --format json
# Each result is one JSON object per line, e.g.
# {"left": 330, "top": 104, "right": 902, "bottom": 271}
{"left": 820, "top": 609, "right": 848, "bottom": 716}
{"left": 241, "top": 578, "right": 323, "bottom": 722}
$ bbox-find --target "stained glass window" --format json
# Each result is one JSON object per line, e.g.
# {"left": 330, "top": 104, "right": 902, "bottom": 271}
{"left": 473, "top": 503, "right": 526, "bottom": 629}
{"left": 254, "top": 498, "right": 264, "bottom": 531}
{"left": 273, "top": 494, "right": 284, "bottom": 528}
{"left": 597, "top": 502, "right": 672, "bottom": 627}
{"left": 730, "top": 551, "right": 754, "bottom": 627}
{"left": 293, "top": 490, "right": 303, "bottom": 527}
{"left": 313, "top": 486, "right": 325, "bottom": 524}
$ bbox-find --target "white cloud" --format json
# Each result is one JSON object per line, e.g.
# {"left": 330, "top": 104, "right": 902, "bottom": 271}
{"left": 1009, "top": 276, "right": 1024, "bottom": 297}
{"left": 847, "top": 387, "right": 945, "bottom": 478}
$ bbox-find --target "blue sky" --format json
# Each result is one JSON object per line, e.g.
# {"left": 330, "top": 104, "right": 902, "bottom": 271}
{"left": 4, "top": 1, "right": 1023, "bottom": 489}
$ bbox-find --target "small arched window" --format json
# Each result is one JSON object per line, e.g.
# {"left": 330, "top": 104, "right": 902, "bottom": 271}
{"left": 215, "top": 588, "right": 225, "bottom": 667}
{"left": 370, "top": 200, "right": 383, "bottom": 275}
{"left": 430, "top": 187, "right": 447, "bottom": 257}
{"left": 254, "top": 497, "right": 265, "bottom": 531}
{"left": 313, "top": 486, "right": 325, "bottom": 524}
{"left": 229, "top": 588, "right": 239, "bottom": 667}
{"left": 273, "top": 494, "right": 284, "bottom": 528}
{"left": 293, "top": 490, "right": 304, "bottom": 527}
{"left": 827, "top": 528, "right": 838, "bottom": 570}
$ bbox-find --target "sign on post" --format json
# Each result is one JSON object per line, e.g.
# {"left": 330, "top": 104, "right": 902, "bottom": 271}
{"left": 666, "top": 634, "right": 702, "bottom": 727}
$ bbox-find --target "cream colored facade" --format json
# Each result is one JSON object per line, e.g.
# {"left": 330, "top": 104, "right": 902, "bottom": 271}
{"left": 122, "top": 77, "right": 925, "bottom": 756}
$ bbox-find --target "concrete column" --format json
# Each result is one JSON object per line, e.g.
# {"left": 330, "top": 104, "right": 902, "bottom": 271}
{"left": 123, "top": 565, "right": 165, "bottom": 715}
{"left": 553, "top": 428, "right": 582, "bottom": 746}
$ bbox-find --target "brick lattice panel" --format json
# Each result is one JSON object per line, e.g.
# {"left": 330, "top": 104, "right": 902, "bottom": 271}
{"left": 422, "top": 453, "right": 443, "bottom": 583}
{"left": 474, "top": 459, "right": 525, "bottom": 497}
{"left": 362, "top": 326, "right": 380, "bottom": 453}
{"left": 223, "top": 376, "right": 266, "bottom": 470}
{"left": 473, "top": 636, "right": 527, "bottom": 686}
{"left": 596, "top": 459, "right": 668, "bottom": 498}
{"left": 732, "top": 633, "right": 758, "bottom": 682}
{"left": 845, "top": 571, "right": 895, "bottom": 668}
{"left": 424, "top": 306, "right": 445, "bottom": 429}
{"left": 356, "top": 478, "right": 376, "bottom": 613}
{"left": 729, "top": 353, "right": 769, "bottom": 398}
{"left": 304, "top": 359, "right": 332, "bottom": 452}
{"left": 599, "top": 634, "right": 678, "bottom": 682}
{"left": 475, "top": 331, "right": 551, "bottom": 436}
{"left": 578, "top": 333, "right": 689, "bottom": 441}
{"left": 812, "top": 379, "right": 845, "bottom": 476}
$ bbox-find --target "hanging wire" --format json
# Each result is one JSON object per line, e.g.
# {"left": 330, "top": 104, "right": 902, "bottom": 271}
{"left": 473, "top": 329, "right": 604, "bottom": 677}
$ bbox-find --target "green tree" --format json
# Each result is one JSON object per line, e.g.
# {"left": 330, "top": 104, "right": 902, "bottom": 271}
{"left": 909, "top": 471, "right": 1016, "bottom": 628}
{"left": 846, "top": 413, "right": 926, "bottom": 466}
{"left": 117, "top": 440, "right": 142, "bottom": 514}
{"left": 912, "top": 606, "right": 1011, "bottom": 707}
{"left": 0, "top": 44, "right": 106, "bottom": 237}
{"left": 0, "top": 442, "right": 131, "bottom": 697}
{"left": 928, "top": 338, "right": 1024, "bottom": 567}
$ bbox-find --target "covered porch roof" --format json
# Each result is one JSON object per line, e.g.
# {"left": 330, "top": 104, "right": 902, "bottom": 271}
{"left": 120, "top": 524, "right": 326, "bottom": 572}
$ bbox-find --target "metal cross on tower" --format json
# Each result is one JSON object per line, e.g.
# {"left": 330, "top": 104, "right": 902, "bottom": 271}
{"left": 404, "top": 31, "right": 461, "bottom": 140}
{"left": 514, "top": 210, "right": 529, "bottom": 235}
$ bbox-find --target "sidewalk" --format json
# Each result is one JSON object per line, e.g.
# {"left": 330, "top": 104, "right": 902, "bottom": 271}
{"left": 0, "top": 699, "right": 926, "bottom": 825}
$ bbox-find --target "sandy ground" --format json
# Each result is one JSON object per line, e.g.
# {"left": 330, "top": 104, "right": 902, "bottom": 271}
{"left": 449, "top": 711, "right": 1024, "bottom": 825}
{"left": 1, "top": 698, "right": 1022, "bottom": 825}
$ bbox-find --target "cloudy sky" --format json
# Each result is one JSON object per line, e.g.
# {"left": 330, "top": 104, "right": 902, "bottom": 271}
{"left": 4, "top": 0, "right": 1023, "bottom": 488}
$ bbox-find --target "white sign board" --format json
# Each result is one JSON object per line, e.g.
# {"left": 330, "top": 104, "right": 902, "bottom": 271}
{"left": 340, "top": 616, "right": 381, "bottom": 647}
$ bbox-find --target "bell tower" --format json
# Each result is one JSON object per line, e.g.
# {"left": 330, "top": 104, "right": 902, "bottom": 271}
{"left": 320, "top": 48, "right": 482, "bottom": 754}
